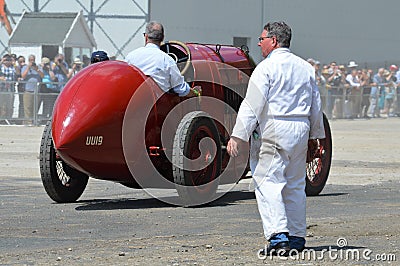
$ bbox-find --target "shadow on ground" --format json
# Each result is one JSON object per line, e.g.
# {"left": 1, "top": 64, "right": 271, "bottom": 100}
{"left": 74, "top": 190, "right": 256, "bottom": 211}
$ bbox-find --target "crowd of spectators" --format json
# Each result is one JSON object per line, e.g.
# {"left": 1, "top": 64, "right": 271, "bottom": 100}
{"left": 308, "top": 58, "right": 400, "bottom": 119}
{"left": 0, "top": 52, "right": 110, "bottom": 125}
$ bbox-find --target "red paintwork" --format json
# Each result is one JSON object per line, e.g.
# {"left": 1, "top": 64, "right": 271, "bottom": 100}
{"left": 52, "top": 43, "right": 255, "bottom": 187}
{"left": 52, "top": 61, "right": 148, "bottom": 181}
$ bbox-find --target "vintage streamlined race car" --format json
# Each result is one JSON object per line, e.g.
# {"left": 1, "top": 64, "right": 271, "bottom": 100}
{"left": 39, "top": 41, "right": 332, "bottom": 206}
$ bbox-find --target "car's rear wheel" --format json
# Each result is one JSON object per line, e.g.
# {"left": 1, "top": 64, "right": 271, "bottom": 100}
{"left": 306, "top": 114, "right": 332, "bottom": 196}
{"left": 172, "top": 111, "right": 221, "bottom": 206}
{"left": 40, "top": 121, "right": 88, "bottom": 203}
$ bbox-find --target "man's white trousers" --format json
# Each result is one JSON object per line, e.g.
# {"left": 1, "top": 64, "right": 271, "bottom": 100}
{"left": 251, "top": 117, "right": 310, "bottom": 240}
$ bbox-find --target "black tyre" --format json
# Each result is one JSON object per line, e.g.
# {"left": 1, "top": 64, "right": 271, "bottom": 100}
{"left": 306, "top": 114, "right": 332, "bottom": 196}
{"left": 172, "top": 111, "right": 222, "bottom": 206}
{"left": 40, "top": 121, "right": 89, "bottom": 203}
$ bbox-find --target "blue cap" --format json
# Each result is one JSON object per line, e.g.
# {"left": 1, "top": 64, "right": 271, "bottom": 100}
{"left": 91, "top": 50, "right": 109, "bottom": 63}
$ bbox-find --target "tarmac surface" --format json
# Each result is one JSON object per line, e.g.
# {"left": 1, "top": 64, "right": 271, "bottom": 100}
{"left": 0, "top": 118, "right": 399, "bottom": 265}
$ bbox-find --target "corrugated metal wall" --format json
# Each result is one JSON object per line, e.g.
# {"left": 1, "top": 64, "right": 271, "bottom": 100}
{"left": 150, "top": 0, "right": 400, "bottom": 69}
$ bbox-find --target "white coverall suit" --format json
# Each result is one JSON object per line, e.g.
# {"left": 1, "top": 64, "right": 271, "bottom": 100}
{"left": 231, "top": 48, "right": 325, "bottom": 240}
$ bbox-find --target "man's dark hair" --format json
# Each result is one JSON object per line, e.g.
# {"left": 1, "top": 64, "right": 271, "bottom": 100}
{"left": 264, "top": 21, "right": 292, "bottom": 48}
{"left": 145, "top": 21, "right": 164, "bottom": 42}
{"left": 2, "top": 54, "right": 12, "bottom": 61}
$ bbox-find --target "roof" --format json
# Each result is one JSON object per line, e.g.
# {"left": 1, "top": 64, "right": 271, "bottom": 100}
{"left": 9, "top": 11, "right": 96, "bottom": 48}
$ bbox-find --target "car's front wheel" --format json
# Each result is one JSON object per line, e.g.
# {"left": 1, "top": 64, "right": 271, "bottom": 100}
{"left": 40, "top": 121, "right": 89, "bottom": 203}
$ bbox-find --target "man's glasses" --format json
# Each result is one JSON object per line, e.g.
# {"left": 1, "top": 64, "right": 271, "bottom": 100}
{"left": 258, "top": 36, "right": 272, "bottom": 42}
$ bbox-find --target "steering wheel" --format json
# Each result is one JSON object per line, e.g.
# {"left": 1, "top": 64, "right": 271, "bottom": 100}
{"left": 161, "top": 40, "right": 191, "bottom": 75}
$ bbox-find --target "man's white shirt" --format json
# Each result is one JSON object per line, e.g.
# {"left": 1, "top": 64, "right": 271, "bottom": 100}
{"left": 125, "top": 43, "right": 190, "bottom": 96}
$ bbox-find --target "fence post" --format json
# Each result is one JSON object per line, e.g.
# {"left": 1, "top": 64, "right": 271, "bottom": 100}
{"left": 33, "top": 82, "right": 38, "bottom": 126}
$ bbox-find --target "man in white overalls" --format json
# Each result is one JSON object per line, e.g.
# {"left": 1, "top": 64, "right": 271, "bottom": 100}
{"left": 227, "top": 21, "right": 325, "bottom": 256}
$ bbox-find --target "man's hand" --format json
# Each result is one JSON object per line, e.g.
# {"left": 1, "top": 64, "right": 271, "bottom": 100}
{"left": 187, "top": 85, "right": 202, "bottom": 97}
{"left": 227, "top": 136, "right": 244, "bottom": 157}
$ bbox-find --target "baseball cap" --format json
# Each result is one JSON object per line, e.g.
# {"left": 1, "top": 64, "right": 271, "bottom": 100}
{"left": 91, "top": 50, "right": 109, "bottom": 63}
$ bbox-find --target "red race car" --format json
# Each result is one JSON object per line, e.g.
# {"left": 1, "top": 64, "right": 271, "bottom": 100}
{"left": 39, "top": 41, "right": 332, "bottom": 206}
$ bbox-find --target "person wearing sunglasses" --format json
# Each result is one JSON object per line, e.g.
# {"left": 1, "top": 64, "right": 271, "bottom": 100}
{"left": 227, "top": 21, "right": 325, "bottom": 256}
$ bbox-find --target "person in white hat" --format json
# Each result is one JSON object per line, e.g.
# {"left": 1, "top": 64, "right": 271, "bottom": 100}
{"left": 345, "top": 68, "right": 361, "bottom": 118}
{"left": 347, "top": 61, "right": 358, "bottom": 68}
{"left": 71, "top": 57, "right": 83, "bottom": 76}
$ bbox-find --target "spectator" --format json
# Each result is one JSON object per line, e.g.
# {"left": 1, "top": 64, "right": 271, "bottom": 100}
{"left": 10, "top": 54, "right": 17, "bottom": 62}
{"left": 359, "top": 69, "right": 373, "bottom": 119}
{"left": 370, "top": 68, "right": 386, "bottom": 118}
{"left": 306, "top": 58, "right": 315, "bottom": 66}
{"left": 347, "top": 60, "right": 358, "bottom": 70}
{"left": 339, "top": 65, "right": 348, "bottom": 76}
{"left": 71, "top": 57, "right": 83, "bottom": 77}
{"left": 52, "top": 53, "right": 71, "bottom": 92}
{"left": 39, "top": 57, "right": 56, "bottom": 120}
{"left": 326, "top": 62, "right": 342, "bottom": 119}
{"left": 383, "top": 67, "right": 397, "bottom": 116}
{"left": 0, "top": 54, "right": 17, "bottom": 122}
{"left": 321, "top": 68, "right": 331, "bottom": 88}
{"left": 395, "top": 67, "right": 400, "bottom": 116}
{"left": 21, "top": 54, "right": 43, "bottom": 125}
{"left": 377, "top": 70, "right": 390, "bottom": 115}
{"left": 15, "top": 55, "right": 26, "bottom": 121}
{"left": 389, "top": 65, "right": 399, "bottom": 116}
{"left": 314, "top": 60, "right": 326, "bottom": 110}
{"left": 82, "top": 54, "right": 90, "bottom": 68}
{"left": 346, "top": 69, "right": 361, "bottom": 118}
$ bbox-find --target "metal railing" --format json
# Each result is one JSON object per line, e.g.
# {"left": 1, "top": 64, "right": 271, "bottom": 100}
{"left": 0, "top": 80, "right": 64, "bottom": 126}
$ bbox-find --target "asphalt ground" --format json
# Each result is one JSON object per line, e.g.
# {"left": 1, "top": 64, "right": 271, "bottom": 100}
{"left": 0, "top": 118, "right": 399, "bottom": 265}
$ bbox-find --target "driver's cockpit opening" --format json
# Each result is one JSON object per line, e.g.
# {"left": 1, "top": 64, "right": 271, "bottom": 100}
{"left": 160, "top": 41, "right": 194, "bottom": 83}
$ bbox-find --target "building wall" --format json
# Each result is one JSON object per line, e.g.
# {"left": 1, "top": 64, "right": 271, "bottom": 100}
{"left": 10, "top": 45, "right": 41, "bottom": 62}
{"left": 150, "top": 0, "right": 400, "bottom": 68}
{"left": 150, "top": 0, "right": 263, "bottom": 62}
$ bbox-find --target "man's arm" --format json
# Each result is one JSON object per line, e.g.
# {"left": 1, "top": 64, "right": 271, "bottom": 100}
{"left": 231, "top": 67, "right": 268, "bottom": 142}
{"left": 169, "top": 63, "right": 191, "bottom": 96}
{"left": 21, "top": 64, "right": 30, "bottom": 79}
{"left": 345, "top": 74, "right": 360, "bottom": 87}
